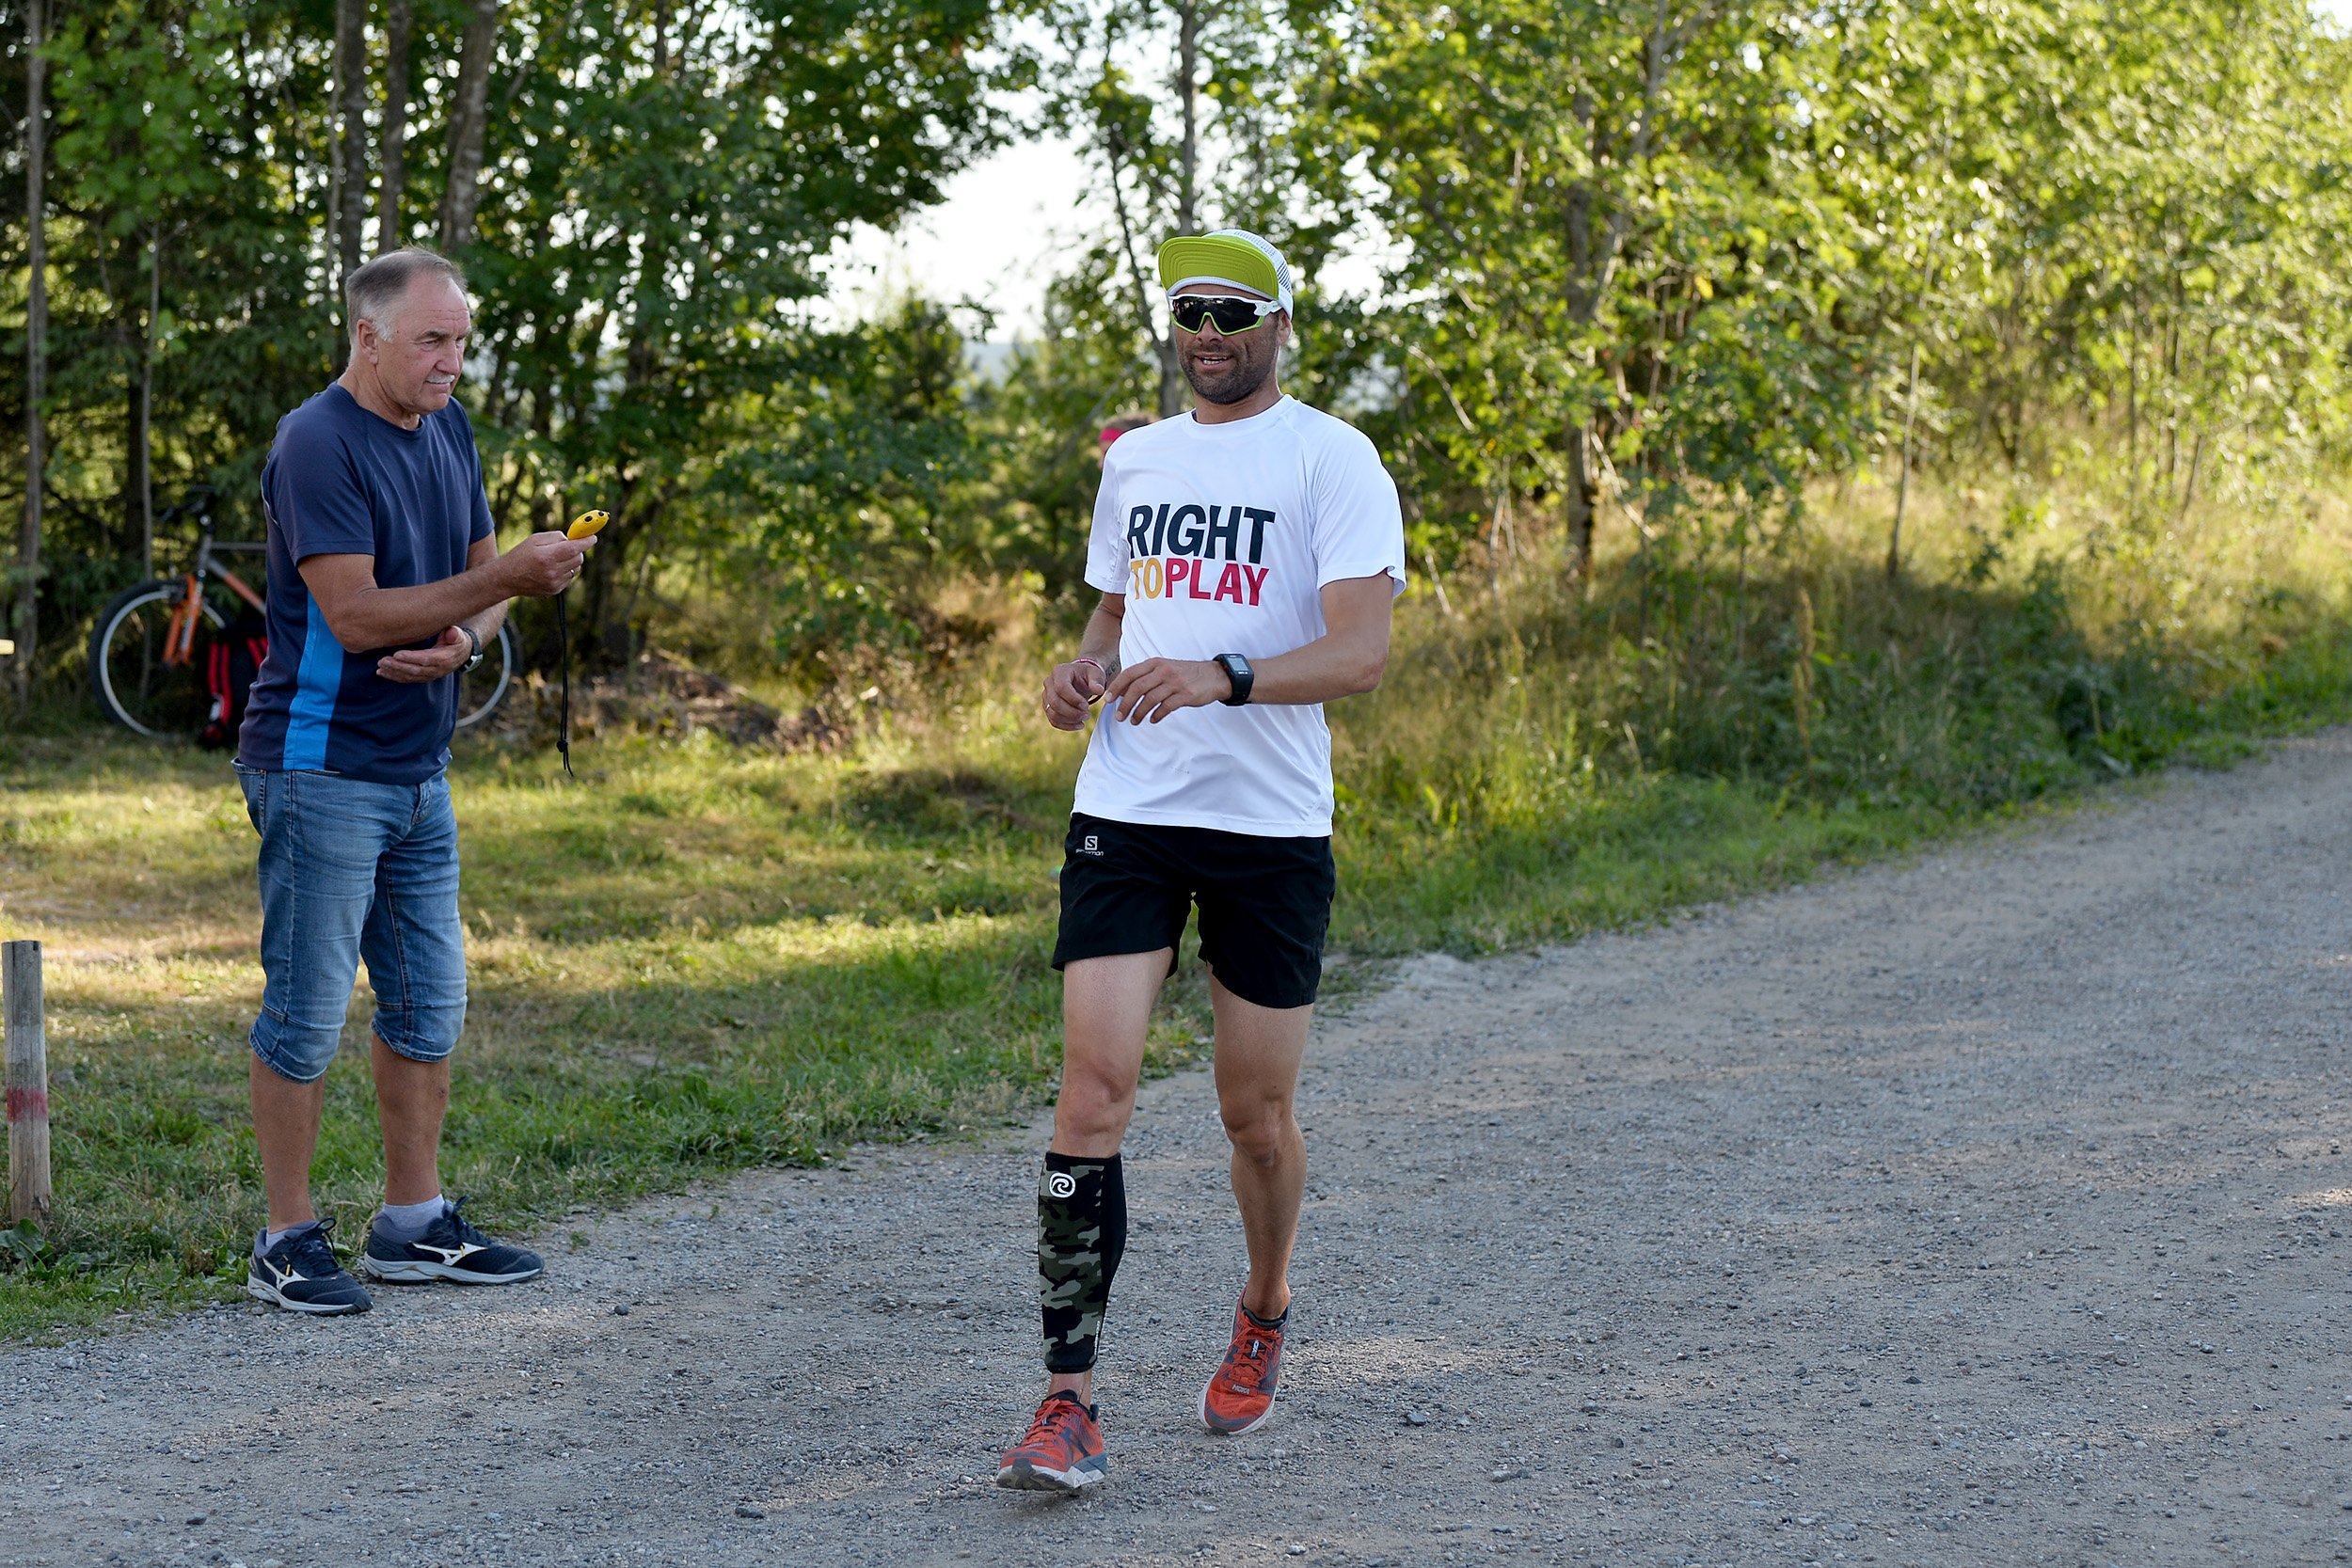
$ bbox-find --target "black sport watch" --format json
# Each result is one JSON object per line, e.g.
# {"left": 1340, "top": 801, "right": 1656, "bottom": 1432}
{"left": 1213, "top": 652, "right": 1254, "bottom": 706}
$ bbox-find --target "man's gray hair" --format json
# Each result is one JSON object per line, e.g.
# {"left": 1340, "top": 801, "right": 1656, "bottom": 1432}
{"left": 346, "top": 247, "right": 468, "bottom": 342}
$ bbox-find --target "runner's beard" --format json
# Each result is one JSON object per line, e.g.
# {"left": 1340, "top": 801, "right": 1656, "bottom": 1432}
{"left": 1183, "top": 342, "right": 1277, "bottom": 405}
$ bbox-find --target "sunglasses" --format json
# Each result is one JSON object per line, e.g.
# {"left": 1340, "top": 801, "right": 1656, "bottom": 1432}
{"left": 1169, "top": 294, "right": 1281, "bottom": 335}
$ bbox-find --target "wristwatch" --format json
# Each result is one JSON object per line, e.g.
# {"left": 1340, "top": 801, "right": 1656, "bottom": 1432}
{"left": 1213, "top": 652, "right": 1254, "bottom": 706}
{"left": 459, "top": 626, "right": 484, "bottom": 673}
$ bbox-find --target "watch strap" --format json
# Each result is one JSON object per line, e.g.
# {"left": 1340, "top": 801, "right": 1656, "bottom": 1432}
{"left": 1215, "top": 653, "right": 1254, "bottom": 706}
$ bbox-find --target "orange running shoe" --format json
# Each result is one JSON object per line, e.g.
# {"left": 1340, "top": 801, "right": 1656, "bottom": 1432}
{"left": 1198, "top": 1299, "right": 1286, "bottom": 1435}
{"left": 995, "top": 1390, "right": 1107, "bottom": 1493}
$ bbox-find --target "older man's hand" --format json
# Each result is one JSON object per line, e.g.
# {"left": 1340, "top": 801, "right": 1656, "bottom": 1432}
{"left": 501, "top": 531, "right": 596, "bottom": 597}
{"left": 376, "top": 626, "right": 473, "bottom": 684}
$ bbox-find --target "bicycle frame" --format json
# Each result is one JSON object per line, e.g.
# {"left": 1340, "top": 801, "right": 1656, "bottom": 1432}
{"left": 161, "top": 499, "right": 267, "bottom": 667}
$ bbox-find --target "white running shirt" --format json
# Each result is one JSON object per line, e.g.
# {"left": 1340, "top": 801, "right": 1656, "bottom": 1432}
{"left": 1074, "top": 395, "right": 1406, "bottom": 837}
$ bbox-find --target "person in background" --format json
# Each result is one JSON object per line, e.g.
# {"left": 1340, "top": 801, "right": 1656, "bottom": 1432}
{"left": 234, "top": 247, "right": 593, "bottom": 1314}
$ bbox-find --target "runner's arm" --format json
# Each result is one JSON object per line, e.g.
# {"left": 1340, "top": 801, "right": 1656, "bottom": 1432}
{"left": 301, "top": 529, "right": 592, "bottom": 656}
{"left": 1043, "top": 594, "right": 1127, "bottom": 731}
{"left": 1104, "top": 573, "right": 1392, "bottom": 724}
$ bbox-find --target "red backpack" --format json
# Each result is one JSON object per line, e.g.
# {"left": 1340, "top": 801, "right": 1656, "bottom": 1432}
{"left": 199, "top": 616, "right": 269, "bottom": 751}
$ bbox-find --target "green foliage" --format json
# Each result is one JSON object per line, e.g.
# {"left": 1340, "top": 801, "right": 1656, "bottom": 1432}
{"left": 8, "top": 0, "right": 2352, "bottom": 712}
{"left": 722, "top": 300, "right": 990, "bottom": 675}
{"left": 965, "top": 255, "right": 1164, "bottom": 603}
{"left": 1326, "top": 0, "right": 1884, "bottom": 519}
{"left": 1252, "top": 0, "right": 2352, "bottom": 579}
{"left": 455, "top": 0, "right": 1003, "bottom": 660}
{"left": 8, "top": 0, "right": 342, "bottom": 648}
{"left": 1884, "top": 0, "right": 2352, "bottom": 504}
{"left": 3, "top": 0, "right": 1009, "bottom": 688}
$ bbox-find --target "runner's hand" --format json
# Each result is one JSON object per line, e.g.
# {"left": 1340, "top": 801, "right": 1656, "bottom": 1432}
{"left": 376, "top": 626, "right": 470, "bottom": 684}
{"left": 1043, "top": 660, "right": 1106, "bottom": 731}
{"left": 1104, "top": 657, "right": 1233, "bottom": 725}
{"left": 503, "top": 530, "right": 595, "bottom": 597}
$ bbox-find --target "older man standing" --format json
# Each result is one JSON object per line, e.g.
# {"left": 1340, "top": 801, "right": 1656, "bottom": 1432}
{"left": 235, "top": 247, "right": 591, "bottom": 1315}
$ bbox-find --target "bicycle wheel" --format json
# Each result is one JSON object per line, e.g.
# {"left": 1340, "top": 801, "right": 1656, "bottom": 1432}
{"left": 88, "top": 580, "right": 227, "bottom": 738}
{"left": 453, "top": 621, "right": 516, "bottom": 731}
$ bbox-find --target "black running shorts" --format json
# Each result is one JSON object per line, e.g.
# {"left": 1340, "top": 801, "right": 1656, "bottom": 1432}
{"left": 1051, "top": 812, "right": 1336, "bottom": 1010}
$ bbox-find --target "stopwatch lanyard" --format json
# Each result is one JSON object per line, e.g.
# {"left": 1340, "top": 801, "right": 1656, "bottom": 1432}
{"left": 557, "top": 590, "right": 575, "bottom": 779}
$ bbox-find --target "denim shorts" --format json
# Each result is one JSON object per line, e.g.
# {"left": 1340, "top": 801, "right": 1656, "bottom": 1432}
{"left": 237, "top": 766, "right": 468, "bottom": 1084}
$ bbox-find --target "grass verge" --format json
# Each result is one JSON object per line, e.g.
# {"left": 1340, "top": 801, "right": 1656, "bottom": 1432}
{"left": 3, "top": 475, "right": 2351, "bottom": 1338}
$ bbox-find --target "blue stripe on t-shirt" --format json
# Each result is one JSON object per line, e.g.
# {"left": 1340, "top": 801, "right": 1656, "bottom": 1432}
{"left": 281, "top": 597, "right": 343, "bottom": 770}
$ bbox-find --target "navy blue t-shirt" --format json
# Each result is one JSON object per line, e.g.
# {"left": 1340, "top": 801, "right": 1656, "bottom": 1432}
{"left": 236, "top": 384, "right": 496, "bottom": 784}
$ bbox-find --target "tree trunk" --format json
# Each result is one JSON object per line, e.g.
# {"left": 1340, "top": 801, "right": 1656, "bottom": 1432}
{"left": 1557, "top": 8, "right": 1693, "bottom": 597}
{"left": 332, "top": 0, "right": 368, "bottom": 277}
{"left": 577, "top": 472, "right": 644, "bottom": 669}
{"left": 377, "top": 0, "right": 414, "bottom": 245}
{"left": 1161, "top": 0, "right": 1201, "bottom": 418}
{"left": 1102, "top": 118, "right": 1182, "bottom": 420}
{"left": 1175, "top": 0, "right": 1199, "bottom": 236}
{"left": 16, "top": 0, "right": 45, "bottom": 705}
{"left": 1887, "top": 340, "right": 1920, "bottom": 581}
{"left": 437, "top": 0, "right": 501, "bottom": 250}
{"left": 132, "top": 229, "right": 159, "bottom": 579}
{"left": 1563, "top": 421, "right": 1597, "bottom": 594}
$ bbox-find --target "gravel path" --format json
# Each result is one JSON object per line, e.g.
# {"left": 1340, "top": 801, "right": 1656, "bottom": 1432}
{"left": 8, "top": 733, "right": 2352, "bottom": 1568}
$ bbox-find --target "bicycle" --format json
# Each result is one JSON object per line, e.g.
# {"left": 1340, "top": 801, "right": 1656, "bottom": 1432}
{"left": 88, "top": 486, "right": 517, "bottom": 740}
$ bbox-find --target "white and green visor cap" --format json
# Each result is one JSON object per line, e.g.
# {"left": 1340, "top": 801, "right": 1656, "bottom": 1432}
{"left": 1157, "top": 229, "right": 1295, "bottom": 317}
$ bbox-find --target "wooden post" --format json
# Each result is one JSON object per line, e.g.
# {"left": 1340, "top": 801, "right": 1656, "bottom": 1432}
{"left": 4, "top": 941, "right": 51, "bottom": 1229}
{"left": 1886, "top": 340, "right": 1920, "bottom": 582}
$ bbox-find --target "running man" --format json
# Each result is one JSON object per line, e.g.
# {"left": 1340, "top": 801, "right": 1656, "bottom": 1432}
{"left": 996, "top": 230, "right": 1405, "bottom": 1490}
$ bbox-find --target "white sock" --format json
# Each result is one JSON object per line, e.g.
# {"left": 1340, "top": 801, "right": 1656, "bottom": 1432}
{"left": 375, "top": 1195, "right": 449, "bottom": 1242}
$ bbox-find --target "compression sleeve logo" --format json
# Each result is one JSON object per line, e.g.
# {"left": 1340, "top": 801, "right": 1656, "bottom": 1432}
{"left": 1123, "top": 503, "right": 1274, "bottom": 605}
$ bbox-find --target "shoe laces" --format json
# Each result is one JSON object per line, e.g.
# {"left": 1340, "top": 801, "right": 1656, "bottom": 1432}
{"left": 439, "top": 1196, "right": 492, "bottom": 1247}
{"left": 1219, "top": 1324, "right": 1275, "bottom": 1387}
{"left": 283, "top": 1217, "right": 345, "bottom": 1278}
{"left": 1021, "top": 1392, "right": 1091, "bottom": 1450}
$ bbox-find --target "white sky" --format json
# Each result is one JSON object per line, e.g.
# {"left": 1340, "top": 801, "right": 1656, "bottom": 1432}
{"left": 833, "top": 0, "right": 2352, "bottom": 326}
{"left": 828, "top": 132, "right": 1100, "bottom": 326}
{"left": 826, "top": 128, "right": 1393, "bottom": 330}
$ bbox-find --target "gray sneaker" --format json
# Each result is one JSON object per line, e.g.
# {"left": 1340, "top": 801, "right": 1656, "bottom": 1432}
{"left": 246, "top": 1218, "right": 373, "bottom": 1315}
{"left": 360, "top": 1196, "right": 545, "bottom": 1286}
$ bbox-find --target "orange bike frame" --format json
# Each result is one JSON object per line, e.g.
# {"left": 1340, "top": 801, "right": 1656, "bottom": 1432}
{"left": 161, "top": 564, "right": 267, "bottom": 668}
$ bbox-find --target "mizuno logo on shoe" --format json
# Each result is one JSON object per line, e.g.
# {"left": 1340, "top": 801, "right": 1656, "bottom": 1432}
{"left": 413, "top": 1242, "right": 483, "bottom": 1265}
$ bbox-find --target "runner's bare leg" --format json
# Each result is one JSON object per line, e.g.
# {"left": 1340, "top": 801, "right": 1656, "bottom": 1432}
{"left": 1207, "top": 974, "right": 1311, "bottom": 1323}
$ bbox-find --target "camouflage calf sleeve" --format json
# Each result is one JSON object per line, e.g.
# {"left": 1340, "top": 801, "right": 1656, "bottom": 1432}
{"left": 1038, "top": 1152, "right": 1128, "bottom": 1373}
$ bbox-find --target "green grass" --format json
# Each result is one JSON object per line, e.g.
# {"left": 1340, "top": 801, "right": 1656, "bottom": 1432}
{"left": 6, "top": 474, "right": 2352, "bottom": 1338}
{"left": 0, "top": 733, "right": 1131, "bottom": 1338}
